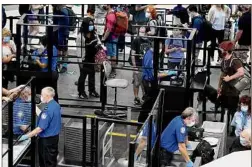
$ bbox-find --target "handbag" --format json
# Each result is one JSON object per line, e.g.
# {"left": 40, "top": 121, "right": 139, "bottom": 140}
{"left": 228, "top": 58, "right": 251, "bottom": 92}
{"left": 94, "top": 46, "right": 109, "bottom": 72}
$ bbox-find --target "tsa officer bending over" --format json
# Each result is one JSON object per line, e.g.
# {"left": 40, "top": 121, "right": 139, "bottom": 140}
{"left": 19, "top": 87, "right": 62, "bottom": 167}
{"left": 160, "top": 107, "right": 197, "bottom": 167}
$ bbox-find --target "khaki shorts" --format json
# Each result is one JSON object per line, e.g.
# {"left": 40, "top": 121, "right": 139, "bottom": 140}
{"left": 132, "top": 71, "right": 142, "bottom": 88}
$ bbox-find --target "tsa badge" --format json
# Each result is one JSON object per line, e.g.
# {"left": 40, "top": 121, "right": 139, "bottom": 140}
{"left": 18, "top": 111, "right": 24, "bottom": 119}
{"left": 41, "top": 113, "right": 47, "bottom": 120}
{"left": 180, "top": 127, "right": 185, "bottom": 134}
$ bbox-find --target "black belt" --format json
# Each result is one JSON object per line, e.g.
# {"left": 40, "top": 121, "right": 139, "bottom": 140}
{"left": 39, "top": 134, "right": 59, "bottom": 139}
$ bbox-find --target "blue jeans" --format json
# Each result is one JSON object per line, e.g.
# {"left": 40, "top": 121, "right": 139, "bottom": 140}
{"left": 106, "top": 38, "right": 118, "bottom": 57}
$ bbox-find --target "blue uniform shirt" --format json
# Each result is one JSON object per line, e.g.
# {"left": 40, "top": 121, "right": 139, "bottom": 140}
{"left": 142, "top": 49, "right": 154, "bottom": 81}
{"left": 37, "top": 99, "right": 61, "bottom": 138}
{"left": 231, "top": 111, "right": 251, "bottom": 137}
{"left": 161, "top": 116, "right": 187, "bottom": 153}
{"left": 142, "top": 121, "right": 156, "bottom": 148}
{"left": 40, "top": 46, "right": 58, "bottom": 72}
{"left": 165, "top": 38, "right": 187, "bottom": 63}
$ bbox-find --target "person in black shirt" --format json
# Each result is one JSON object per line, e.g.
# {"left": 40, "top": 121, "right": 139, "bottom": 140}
{"left": 2, "top": 6, "right": 6, "bottom": 28}
{"left": 234, "top": 5, "right": 251, "bottom": 63}
{"left": 130, "top": 26, "right": 152, "bottom": 105}
{"left": 218, "top": 41, "right": 245, "bottom": 131}
{"left": 77, "top": 17, "right": 100, "bottom": 99}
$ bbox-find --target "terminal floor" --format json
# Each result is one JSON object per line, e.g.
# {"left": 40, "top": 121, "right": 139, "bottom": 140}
{"left": 5, "top": 55, "right": 239, "bottom": 166}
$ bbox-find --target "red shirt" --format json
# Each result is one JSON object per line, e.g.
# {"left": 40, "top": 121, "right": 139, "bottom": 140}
{"left": 104, "top": 11, "right": 118, "bottom": 40}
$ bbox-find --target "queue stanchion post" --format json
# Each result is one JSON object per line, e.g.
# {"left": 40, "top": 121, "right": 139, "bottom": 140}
{"left": 16, "top": 24, "right": 22, "bottom": 85}
{"left": 9, "top": 16, "right": 13, "bottom": 35}
{"left": 46, "top": 5, "right": 49, "bottom": 25}
{"left": 82, "top": 117, "right": 87, "bottom": 167}
{"left": 81, "top": 5, "right": 85, "bottom": 17}
{"left": 153, "top": 38, "right": 160, "bottom": 90}
{"left": 8, "top": 101, "right": 13, "bottom": 167}
{"left": 31, "top": 77, "right": 37, "bottom": 166}
{"left": 186, "top": 40, "right": 192, "bottom": 106}
{"left": 128, "top": 142, "right": 136, "bottom": 167}
{"left": 46, "top": 25, "right": 54, "bottom": 73}
{"left": 203, "top": 40, "right": 207, "bottom": 66}
{"left": 146, "top": 115, "right": 153, "bottom": 167}
{"left": 23, "top": 15, "right": 28, "bottom": 61}
{"left": 95, "top": 119, "right": 99, "bottom": 167}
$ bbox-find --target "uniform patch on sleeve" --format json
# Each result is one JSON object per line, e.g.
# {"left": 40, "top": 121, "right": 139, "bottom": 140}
{"left": 41, "top": 113, "right": 47, "bottom": 119}
{"left": 180, "top": 127, "right": 185, "bottom": 134}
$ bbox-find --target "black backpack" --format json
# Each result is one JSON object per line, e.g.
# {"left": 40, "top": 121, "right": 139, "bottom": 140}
{"left": 66, "top": 7, "right": 77, "bottom": 32}
{"left": 19, "top": 5, "right": 30, "bottom": 16}
{"left": 193, "top": 16, "right": 212, "bottom": 42}
{"left": 192, "top": 140, "right": 215, "bottom": 165}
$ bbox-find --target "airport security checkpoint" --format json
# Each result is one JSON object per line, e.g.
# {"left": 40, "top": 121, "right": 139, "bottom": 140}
{"left": 1, "top": 4, "right": 251, "bottom": 167}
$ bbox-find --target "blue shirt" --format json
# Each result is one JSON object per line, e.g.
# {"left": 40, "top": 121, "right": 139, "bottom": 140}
{"left": 58, "top": 8, "right": 70, "bottom": 37}
{"left": 13, "top": 98, "right": 31, "bottom": 135}
{"left": 192, "top": 16, "right": 204, "bottom": 43}
{"left": 165, "top": 38, "right": 187, "bottom": 63}
{"left": 161, "top": 116, "right": 187, "bottom": 153}
{"left": 231, "top": 111, "right": 251, "bottom": 137}
{"left": 40, "top": 46, "right": 58, "bottom": 72}
{"left": 142, "top": 49, "right": 154, "bottom": 81}
{"left": 142, "top": 121, "right": 156, "bottom": 148}
{"left": 37, "top": 99, "right": 61, "bottom": 138}
{"left": 133, "top": 5, "right": 148, "bottom": 23}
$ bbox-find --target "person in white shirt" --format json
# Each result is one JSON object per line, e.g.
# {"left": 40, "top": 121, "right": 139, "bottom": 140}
{"left": 208, "top": 5, "right": 227, "bottom": 63}
{"left": 28, "top": 5, "right": 44, "bottom": 44}
{"left": 2, "top": 28, "right": 16, "bottom": 88}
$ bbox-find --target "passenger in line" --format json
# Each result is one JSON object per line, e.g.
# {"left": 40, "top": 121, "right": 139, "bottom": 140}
{"left": 130, "top": 26, "right": 152, "bottom": 105}
{"left": 233, "top": 5, "right": 251, "bottom": 63}
{"left": 102, "top": 4, "right": 118, "bottom": 78}
{"left": 77, "top": 17, "right": 100, "bottom": 99}
{"left": 165, "top": 25, "right": 187, "bottom": 70}
{"left": 52, "top": 5, "right": 69, "bottom": 73}
{"left": 208, "top": 5, "right": 227, "bottom": 64}
{"left": 187, "top": 5, "right": 204, "bottom": 63}
{"left": 217, "top": 41, "right": 244, "bottom": 130}
{"left": 2, "top": 28, "right": 16, "bottom": 89}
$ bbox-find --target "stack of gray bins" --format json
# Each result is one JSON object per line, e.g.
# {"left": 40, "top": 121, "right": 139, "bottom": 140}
{"left": 201, "top": 121, "right": 227, "bottom": 157}
{"left": 64, "top": 118, "right": 108, "bottom": 166}
{"left": 58, "top": 118, "right": 70, "bottom": 155}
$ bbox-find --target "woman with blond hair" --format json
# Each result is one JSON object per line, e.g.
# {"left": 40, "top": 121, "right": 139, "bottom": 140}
{"left": 2, "top": 28, "right": 16, "bottom": 88}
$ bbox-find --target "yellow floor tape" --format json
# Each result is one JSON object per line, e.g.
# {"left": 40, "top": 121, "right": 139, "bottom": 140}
{"left": 84, "top": 114, "right": 138, "bottom": 138}
{"left": 107, "top": 132, "right": 137, "bottom": 139}
{"left": 84, "top": 114, "right": 138, "bottom": 123}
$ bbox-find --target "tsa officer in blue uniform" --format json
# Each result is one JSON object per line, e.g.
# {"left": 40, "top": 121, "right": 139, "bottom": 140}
{"left": 160, "top": 107, "right": 197, "bottom": 167}
{"left": 19, "top": 87, "right": 62, "bottom": 167}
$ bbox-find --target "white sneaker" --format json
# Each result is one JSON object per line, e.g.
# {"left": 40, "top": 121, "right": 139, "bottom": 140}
{"left": 211, "top": 61, "right": 216, "bottom": 66}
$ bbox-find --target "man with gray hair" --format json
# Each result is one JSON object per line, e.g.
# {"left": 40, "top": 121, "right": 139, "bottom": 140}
{"left": 19, "top": 87, "right": 61, "bottom": 167}
{"left": 160, "top": 107, "right": 198, "bottom": 167}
